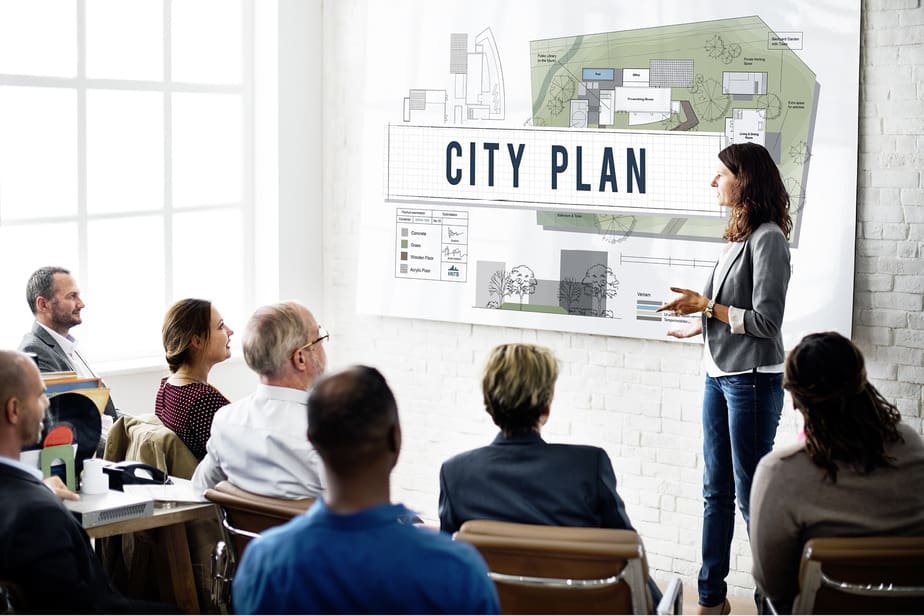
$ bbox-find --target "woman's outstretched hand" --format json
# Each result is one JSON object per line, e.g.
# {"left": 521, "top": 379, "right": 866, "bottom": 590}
{"left": 658, "top": 287, "right": 707, "bottom": 338}
{"left": 666, "top": 322, "right": 703, "bottom": 339}
{"left": 657, "top": 287, "right": 708, "bottom": 316}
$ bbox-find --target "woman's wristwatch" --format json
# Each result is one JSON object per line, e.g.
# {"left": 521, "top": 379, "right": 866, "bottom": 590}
{"left": 703, "top": 298, "right": 716, "bottom": 319}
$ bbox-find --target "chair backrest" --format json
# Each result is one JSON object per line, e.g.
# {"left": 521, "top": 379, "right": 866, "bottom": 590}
{"left": 203, "top": 481, "right": 315, "bottom": 610}
{"left": 203, "top": 481, "right": 314, "bottom": 559}
{"left": 455, "top": 520, "right": 651, "bottom": 614}
{"left": 793, "top": 536, "right": 924, "bottom": 614}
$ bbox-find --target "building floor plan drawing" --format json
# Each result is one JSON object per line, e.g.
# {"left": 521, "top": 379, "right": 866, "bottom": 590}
{"left": 358, "top": 2, "right": 859, "bottom": 345}
{"left": 530, "top": 16, "right": 817, "bottom": 246}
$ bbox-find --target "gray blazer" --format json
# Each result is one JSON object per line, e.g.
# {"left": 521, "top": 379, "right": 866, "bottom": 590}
{"left": 19, "top": 321, "right": 118, "bottom": 419}
{"left": 703, "top": 222, "right": 790, "bottom": 372}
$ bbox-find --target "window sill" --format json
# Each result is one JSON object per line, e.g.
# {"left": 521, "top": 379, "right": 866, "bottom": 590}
{"left": 96, "top": 355, "right": 246, "bottom": 377}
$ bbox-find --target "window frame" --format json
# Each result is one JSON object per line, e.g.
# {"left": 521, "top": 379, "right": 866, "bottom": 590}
{"left": 0, "top": 0, "right": 256, "bottom": 364}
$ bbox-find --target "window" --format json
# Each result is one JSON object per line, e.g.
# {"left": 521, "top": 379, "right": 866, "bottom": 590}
{"left": 0, "top": 0, "right": 254, "bottom": 364}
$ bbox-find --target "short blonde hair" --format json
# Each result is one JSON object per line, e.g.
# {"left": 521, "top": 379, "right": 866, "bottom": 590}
{"left": 482, "top": 343, "right": 559, "bottom": 435}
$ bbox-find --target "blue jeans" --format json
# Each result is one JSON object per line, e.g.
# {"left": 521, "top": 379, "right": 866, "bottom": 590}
{"left": 698, "top": 372, "right": 783, "bottom": 607}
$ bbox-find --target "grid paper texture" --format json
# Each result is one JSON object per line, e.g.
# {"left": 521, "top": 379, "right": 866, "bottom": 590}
{"left": 385, "top": 124, "right": 724, "bottom": 216}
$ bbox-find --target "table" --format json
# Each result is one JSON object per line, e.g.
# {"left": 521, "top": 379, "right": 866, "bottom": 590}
{"left": 88, "top": 501, "right": 217, "bottom": 614}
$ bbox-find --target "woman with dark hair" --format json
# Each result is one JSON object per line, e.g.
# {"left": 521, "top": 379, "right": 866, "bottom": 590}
{"left": 750, "top": 331, "right": 924, "bottom": 612}
{"left": 155, "top": 298, "right": 234, "bottom": 459}
{"left": 658, "top": 142, "right": 792, "bottom": 613}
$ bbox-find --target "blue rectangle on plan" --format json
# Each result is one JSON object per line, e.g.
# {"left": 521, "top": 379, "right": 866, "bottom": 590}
{"left": 582, "top": 68, "right": 614, "bottom": 81}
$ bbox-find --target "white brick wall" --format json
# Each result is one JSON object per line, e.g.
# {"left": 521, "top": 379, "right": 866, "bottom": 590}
{"left": 321, "top": 0, "right": 924, "bottom": 600}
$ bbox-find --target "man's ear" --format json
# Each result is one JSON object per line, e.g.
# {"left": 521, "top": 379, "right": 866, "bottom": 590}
{"left": 291, "top": 349, "right": 307, "bottom": 372}
{"left": 387, "top": 422, "right": 401, "bottom": 455}
{"left": 4, "top": 396, "right": 20, "bottom": 426}
{"left": 34, "top": 295, "right": 50, "bottom": 314}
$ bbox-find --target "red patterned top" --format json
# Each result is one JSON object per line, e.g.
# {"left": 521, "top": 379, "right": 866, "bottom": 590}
{"left": 154, "top": 378, "right": 230, "bottom": 460}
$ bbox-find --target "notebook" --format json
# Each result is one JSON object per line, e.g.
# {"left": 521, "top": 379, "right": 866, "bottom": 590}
{"left": 65, "top": 490, "right": 154, "bottom": 529}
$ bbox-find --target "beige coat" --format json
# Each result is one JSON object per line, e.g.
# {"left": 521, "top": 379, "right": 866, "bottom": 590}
{"left": 103, "top": 413, "right": 198, "bottom": 479}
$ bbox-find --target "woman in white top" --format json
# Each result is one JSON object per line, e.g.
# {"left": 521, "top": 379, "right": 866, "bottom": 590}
{"left": 658, "top": 142, "right": 792, "bottom": 614}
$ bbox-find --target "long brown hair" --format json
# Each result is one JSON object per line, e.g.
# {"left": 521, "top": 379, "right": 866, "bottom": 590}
{"left": 162, "top": 298, "right": 212, "bottom": 372}
{"left": 784, "top": 332, "right": 902, "bottom": 482}
{"left": 719, "top": 142, "right": 792, "bottom": 242}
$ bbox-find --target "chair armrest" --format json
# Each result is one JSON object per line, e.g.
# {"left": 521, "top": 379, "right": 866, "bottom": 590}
{"left": 655, "top": 577, "right": 683, "bottom": 615}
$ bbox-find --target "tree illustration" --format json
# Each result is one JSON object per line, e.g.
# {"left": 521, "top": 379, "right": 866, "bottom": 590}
{"left": 506, "top": 265, "right": 537, "bottom": 310}
{"left": 789, "top": 139, "right": 811, "bottom": 164}
{"left": 784, "top": 177, "right": 806, "bottom": 214}
{"left": 721, "top": 42, "right": 742, "bottom": 64}
{"left": 488, "top": 269, "right": 512, "bottom": 308}
{"left": 547, "top": 74, "right": 575, "bottom": 117}
{"left": 704, "top": 34, "right": 725, "bottom": 59}
{"left": 691, "top": 75, "right": 731, "bottom": 122}
{"left": 599, "top": 214, "right": 637, "bottom": 244}
{"left": 757, "top": 93, "right": 783, "bottom": 120}
{"left": 582, "top": 264, "right": 619, "bottom": 317}
{"left": 558, "top": 277, "right": 583, "bottom": 314}
{"left": 550, "top": 74, "right": 576, "bottom": 103}
{"left": 547, "top": 95, "right": 565, "bottom": 116}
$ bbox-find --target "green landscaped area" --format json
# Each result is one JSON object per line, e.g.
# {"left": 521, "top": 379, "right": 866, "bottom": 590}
{"left": 530, "top": 16, "right": 816, "bottom": 244}
{"left": 499, "top": 302, "right": 568, "bottom": 314}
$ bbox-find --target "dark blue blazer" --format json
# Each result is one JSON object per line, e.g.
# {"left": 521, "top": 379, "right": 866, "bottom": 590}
{"left": 0, "top": 461, "right": 134, "bottom": 613}
{"left": 438, "top": 431, "right": 634, "bottom": 534}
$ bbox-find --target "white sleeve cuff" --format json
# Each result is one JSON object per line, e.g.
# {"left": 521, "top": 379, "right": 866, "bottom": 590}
{"left": 728, "top": 305, "right": 746, "bottom": 334}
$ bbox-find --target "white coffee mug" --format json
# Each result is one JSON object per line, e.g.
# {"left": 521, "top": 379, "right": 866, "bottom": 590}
{"left": 81, "top": 458, "right": 109, "bottom": 495}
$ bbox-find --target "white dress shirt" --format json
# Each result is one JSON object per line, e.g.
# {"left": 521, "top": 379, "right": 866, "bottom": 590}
{"left": 36, "top": 323, "right": 114, "bottom": 438}
{"left": 0, "top": 455, "right": 44, "bottom": 480}
{"left": 192, "top": 384, "right": 325, "bottom": 499}
{"left": 37, "top": 323, "right": 96, "bottom": 378}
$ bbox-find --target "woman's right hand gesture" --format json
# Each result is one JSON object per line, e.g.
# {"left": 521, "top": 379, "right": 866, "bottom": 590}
{"left": 666, "top": 321, "right": 703, "bottom": 339}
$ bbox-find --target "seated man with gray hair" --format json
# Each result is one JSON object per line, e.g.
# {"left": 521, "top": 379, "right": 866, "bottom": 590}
{"left": 192, "top": 301, "right": 327, "bottom": 498}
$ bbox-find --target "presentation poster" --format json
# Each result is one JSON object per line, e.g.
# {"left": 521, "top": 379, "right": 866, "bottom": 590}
{"left": 357, "top": 2, "right": 860, "bottom": 346}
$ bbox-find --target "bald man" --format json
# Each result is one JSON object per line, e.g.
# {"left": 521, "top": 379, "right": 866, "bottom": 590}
{"left": 0, "top": 350, "right": 173, "bottom": 613}
{"left": 233, "top": 366, "right": 499, "bottom": 614}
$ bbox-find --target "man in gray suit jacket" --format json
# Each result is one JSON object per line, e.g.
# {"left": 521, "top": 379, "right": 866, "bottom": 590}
{"left": 18, "top": 266, "right": 117, "bottom": 420}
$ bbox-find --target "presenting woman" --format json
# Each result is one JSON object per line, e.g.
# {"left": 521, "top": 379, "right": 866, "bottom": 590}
{"left": 657, "top": 142, "right": 792, "bottom": 614}
{"left": 155, "top": 298, "right": 234, "bottom": 459}
{"left": 750, "top": 332, "right": 924, "bottom": 612}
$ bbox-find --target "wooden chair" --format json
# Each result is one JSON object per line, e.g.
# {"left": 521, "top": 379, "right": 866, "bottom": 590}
{"left": 785, "top": 536, "right": 924, "bottom": 614}
{"left": 455, "top": 520, "right": 682, "bottom": 615}
{"left": 203, "top": 481, "right": 314, "bottom": 608}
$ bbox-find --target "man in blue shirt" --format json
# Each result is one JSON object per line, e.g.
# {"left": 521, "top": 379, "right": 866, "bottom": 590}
{"left": 232, "top": 365, "right": 499, "bottom": 614}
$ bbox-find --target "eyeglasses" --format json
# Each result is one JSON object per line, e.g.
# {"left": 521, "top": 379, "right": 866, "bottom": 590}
{"left": 293, "top": 325, "right": 329, "bottom": 356}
